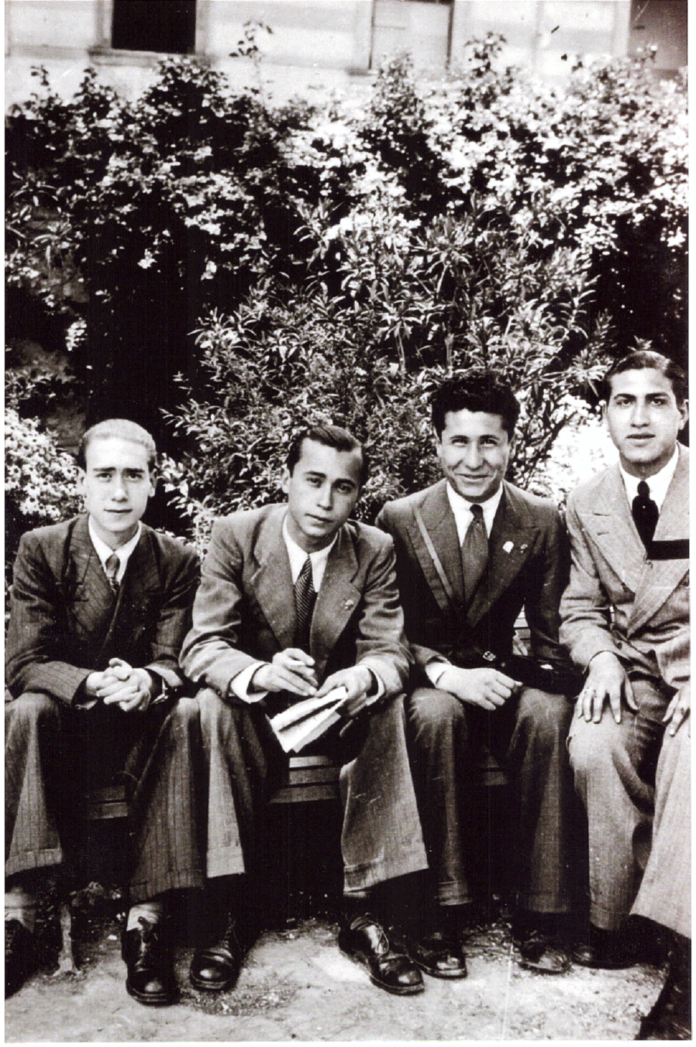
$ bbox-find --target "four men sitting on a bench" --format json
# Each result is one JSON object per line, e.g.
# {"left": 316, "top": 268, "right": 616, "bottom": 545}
{"left": 5, "top": 354, "right": 690, "bottom": 1040}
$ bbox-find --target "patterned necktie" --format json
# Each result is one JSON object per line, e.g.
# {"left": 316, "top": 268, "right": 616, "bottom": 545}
{"left": 294, "top": 556, "right": 316, "bottom": 650}
{"left": 104, "top": 552, "right": 120, "bottom": 593}
{"left": 462, "top": 503, "right": 488, "bottom": 603}
{"left": 632, "top": 480, "right": 659, "bottom": 549}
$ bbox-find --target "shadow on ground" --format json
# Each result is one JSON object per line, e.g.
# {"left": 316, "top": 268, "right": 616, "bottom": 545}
{"left": 7, "top": 910, "right": 665, "bottom": 1042}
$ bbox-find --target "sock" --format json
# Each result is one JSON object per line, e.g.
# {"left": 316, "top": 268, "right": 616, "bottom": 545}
{"left": 126, "top": 899, "right": 164, "bottom": 931}
{"left": 5, "top": 884, "right": 37, "bottom": 934}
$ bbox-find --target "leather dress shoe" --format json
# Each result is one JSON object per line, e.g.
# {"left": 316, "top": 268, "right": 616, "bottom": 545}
{"left": 636, "top": 937, "right": 691, "bottom": 1041}
{"left": 517, "top": 930, "right": 571, "bottom": 974}
{"left": 190, "top": 916, "right": 249, "bottom": 992}
{"left": 571, "top": 926, "right": 634, "bottom": 970}
{"left": 5, "top": 919, "right": 35, "bottom": 998}
{"left": 338, "top": 914, "right": 424, "bottom": 995}
{"left": 123, "top": 917, "right": 177, "bottom": 1005}
{"left": 407, "top": 930, "right": 468, "bottom": 979}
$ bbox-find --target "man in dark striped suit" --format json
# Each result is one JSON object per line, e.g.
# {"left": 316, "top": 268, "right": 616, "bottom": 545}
{"left": 5, "top": 419, "right": 201, "bottom": 1005}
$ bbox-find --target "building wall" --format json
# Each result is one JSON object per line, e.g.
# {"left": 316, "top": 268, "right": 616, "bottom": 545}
{"left": 5, "top": 0, "right": 687, "bottom": 108}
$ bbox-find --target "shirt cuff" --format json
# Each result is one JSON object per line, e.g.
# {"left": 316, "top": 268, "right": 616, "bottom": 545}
{"left": 425, "top": 659, "right": 451, "bottom": 688}
{"left": 230, "top": 662, "right": 268, "bottom": 703}
{"left": 146, "top": 670, "right": 170, "bottom": 706}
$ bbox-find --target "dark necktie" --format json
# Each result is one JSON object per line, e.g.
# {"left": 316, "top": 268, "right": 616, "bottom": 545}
{"left": 294, "top": 556, "right": 316, "bottom": 650}
{"left": 104, "top": 552, "right": 120, "bottom": 593}
{"left": 462, "top": 504, "right": 488, "bottom": 603}
{"left": 632, "top": 480, "right": 659, "bottom": 549}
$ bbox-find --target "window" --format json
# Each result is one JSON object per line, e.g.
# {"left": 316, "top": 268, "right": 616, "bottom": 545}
{"left": 112, "top": 0, "right": 196, "bottom": 55}
{"left": 371, "top": 0, "right": 453, "bottom": 71}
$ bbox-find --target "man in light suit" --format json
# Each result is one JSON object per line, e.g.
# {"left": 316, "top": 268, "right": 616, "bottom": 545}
{"left": 560, "top": 350, "right": 689, "bottom": 1039}
{"left": 180, "top": 424, "right": 430, "bottom": 997}
{"left": 5, "top": 419, "right": 201, "bottom": 1005}
{"left": 378, "top": 372, "right": 582, "bottom": 975}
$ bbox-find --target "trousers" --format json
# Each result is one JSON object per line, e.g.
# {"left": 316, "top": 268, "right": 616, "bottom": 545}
{"left": 406, "top": 685, "right": 581, "bottom": 911}
{"left": 193, "top": 689, "right": 429, "bottom": 894}
{"left": 568, "top": 676, "right": 690, "bottom": 937}
{"left": 5, "top": 692, "right": 205, "bottom": 903}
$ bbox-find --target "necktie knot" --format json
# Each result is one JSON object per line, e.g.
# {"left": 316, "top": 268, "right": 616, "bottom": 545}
{"left": 470, "top": 503, "right": 484, "bottom": 519}
{"left": 637, "top": 480, "right": 651, "bottom": 500}
{"left": 104, "top": 552, "right": 120, "bottom": 593}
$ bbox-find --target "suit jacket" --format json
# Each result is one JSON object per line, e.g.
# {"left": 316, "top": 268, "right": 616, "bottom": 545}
{"left": 6, "top": 514, "right": 200, "bottom": 704}
{"left": 377, "top": 479, "right": 569, "bottom": 676}
{"left": 180, "top": 504, "right": 412, "bottom": 699}
{"left": 560, "top": 445, "right": 689, "bottom": 692}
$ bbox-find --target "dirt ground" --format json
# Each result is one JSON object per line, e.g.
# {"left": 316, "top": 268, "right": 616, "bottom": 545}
{"left": 6, "top": 914, "right": 665, "bottom": 1042}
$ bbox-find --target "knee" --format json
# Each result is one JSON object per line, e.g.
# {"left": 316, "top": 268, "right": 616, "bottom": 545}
{"left": 516, "top": 688, "right": 572, "bottom": 752}
{"left": 407, "top": 687, "right": 466, "bottom": 743}
{"left": 167, "top": 696, "right": 200, "bottom": 732}
{"left": 6, "top": 692, "right": 59, "bottom": 733}
{"left": 568, "top": 716, "right": 622, "bottom": 778}
{"left": 195, "top": 687, "right": 234, "bottom": 736}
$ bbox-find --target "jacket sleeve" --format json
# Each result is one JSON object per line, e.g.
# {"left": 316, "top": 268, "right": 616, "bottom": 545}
{"left": 559, "top": 493, "right": 621, "bottom": 669}
{"left": 144, "top": 541, "right": 200, "bottom": 690}
{"left": 6, "top": 532, "right": 92, "bottom": 704}
{"left": 179, "top": 519, "right": 260, "bottom": 699}
{"left": 523, "top": 505, "right": 572, "bottom": 666}
{"left": 352, "top": 533, "right": 413, "bottom": 697}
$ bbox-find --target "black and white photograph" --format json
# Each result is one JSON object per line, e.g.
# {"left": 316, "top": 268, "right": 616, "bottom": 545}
{"left": 5, "top": 0, "right": 688, "bottom": 1040}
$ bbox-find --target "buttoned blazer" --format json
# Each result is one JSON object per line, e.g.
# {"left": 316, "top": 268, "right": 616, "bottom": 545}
{"left": 376, "top": 478, "right": 569, "bottom": 673}
{"left": 560, "top": 445, "right": 689, "bottom": 691}
{"left": 6, "top": 514, "right": 200, "bottom": 704}
{"left": 179, "top": 504, "right": 412, "bottom": 699}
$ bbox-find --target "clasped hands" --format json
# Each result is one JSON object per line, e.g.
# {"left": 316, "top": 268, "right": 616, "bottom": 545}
{"left": 85, "top": 657, "right": 157, "bottom": 713}
{"left": 251, "top": 648, "right": 373, "bottom": 719}
{"left": 439, "top": 665, "right": 522, "bottom": 711}
{"left": 576, "top": 651, "right": 689, "bottom": 735}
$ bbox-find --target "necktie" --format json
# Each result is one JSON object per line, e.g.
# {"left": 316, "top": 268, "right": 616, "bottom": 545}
{"left": 104, "top": 552, "right": 120, "bottom": 593}
{"left": 462, "top": 504, "right": 488, "bottom": 603}
{"left": 294, "top": 556, "right": 316, "bottom": 650}
{"left": 632, "top": 480, "right": 659, "bottom": 549}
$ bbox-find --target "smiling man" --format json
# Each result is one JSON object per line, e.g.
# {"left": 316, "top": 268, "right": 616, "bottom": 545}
{"left": 378, "top": 371, "right": 582, "bottom": 976}
{"left": 560, "top": 351, "right": 690, "bottom": 1039}
{"left": 5, "top": 419, "right": 201, "bottom": 1004}
{"left": 180, "top": 424, "right": 429, "bottom": 998}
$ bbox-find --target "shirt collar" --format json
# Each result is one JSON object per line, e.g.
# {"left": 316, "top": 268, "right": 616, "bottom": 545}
{"left": 282, "top": 514, "right": 338, "bottom": 590}
{"left": 446, "top": 481, "right": 504, "bottom": 540}
{"left": 88, "top": 518, "right": 142, "bottom": 575}
{"left": 619, "top": 446, "right": 679, "bottom": 511}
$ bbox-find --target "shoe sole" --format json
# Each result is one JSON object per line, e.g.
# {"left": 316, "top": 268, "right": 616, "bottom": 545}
{"left": 518, "top": 958, "right": 570, "bottom": 975}
{"left": 125, "top": 979, "right": 177, "bottom": 1006}
{"left": 339, "top": 946, "right": 425, "bottom": 996}
{"left": 411, "top": 959, "right": 468, "bottom": 980}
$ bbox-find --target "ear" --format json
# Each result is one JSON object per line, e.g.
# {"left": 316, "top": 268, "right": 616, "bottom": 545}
{"left": 281, "top": 465, "right": 291, "bottom": 495}
{"left": 432, "top": 426, "right": 442, "bottom": 452}
{"left": 148, "top": 470, "right": 157, "bottom": 498}
{"left": 77, "top": 468, "right": 87, "bottom": 497}
{"left": 677, "top": 398, "right": 689, "bottom": 430}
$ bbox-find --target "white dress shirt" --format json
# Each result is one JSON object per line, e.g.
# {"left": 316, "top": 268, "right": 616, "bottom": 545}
{"left": 426, "top": 482, "right": 504, "bottom": 688}
{"left": 88, "top": 518, "right": 142, "bottom": 583}
{"left": 619, "top": 446, "right": 679, "bottom": 512}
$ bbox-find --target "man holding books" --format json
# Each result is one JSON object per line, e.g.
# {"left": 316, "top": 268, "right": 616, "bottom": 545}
{"left": 180, "top": 424, "right": 432, "bottom": 997}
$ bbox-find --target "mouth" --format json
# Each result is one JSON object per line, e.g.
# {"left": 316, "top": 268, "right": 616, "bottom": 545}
{"left": 306, "top": 514, "right": 333, "bottom": 526}
{"left": 627, "top": 434, "right": 654, "bottom": 443}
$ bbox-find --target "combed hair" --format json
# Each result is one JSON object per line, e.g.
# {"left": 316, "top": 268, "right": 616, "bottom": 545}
{"left": 77, "top": 419, "right": 158, "bottom": 471}
{"left": 286, "top": 424, "right": 368, "bottom": 487}
{"left": 603, "top": 350, "right": 687, "bottom": 406}
{"left": 431, "top": 370, "right": 521, "bottom": 437}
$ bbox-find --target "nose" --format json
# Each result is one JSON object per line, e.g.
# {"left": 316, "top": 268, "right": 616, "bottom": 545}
{"left": 630, "top": 400, "right": 650, "bottom": 426}
{"left": 463, "top": 443, "right": 483, "bottom": 470}
{"left": 317, "top": 483, "right": 333, "bottom": 510}
{"left": 112, "top": 475, "right": 128, "bottom": 500}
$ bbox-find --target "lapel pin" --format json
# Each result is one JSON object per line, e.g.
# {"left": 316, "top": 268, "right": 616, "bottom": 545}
{"left": 344, "top": 599, "right": 355, "bottom": 609}
{"left": 503, "top": 541, "right": 514, "bottom": 553}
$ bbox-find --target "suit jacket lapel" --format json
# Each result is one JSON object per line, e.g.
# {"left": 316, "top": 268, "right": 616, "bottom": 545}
{"left": 68, "top": 515, "right": 118, "bottom": 635}
{"left": 249, "top": 508, "right": 297, "bottom": 651}
{"left": 628, "top": 449, "right": 689, "bottom": 635}
{"left": 311, "top": 526, "right": 362, "bottom": 673}
{"left": 407, "top": 481, "right": 464, "bottom": 613}
{"left": 578, "top": 465, "right": 646, "bottom": 597}
{"left": 466, "top": 484, "right": 538, "bottom": 626}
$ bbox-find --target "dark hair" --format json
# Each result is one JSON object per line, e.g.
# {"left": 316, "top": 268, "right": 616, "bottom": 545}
{"left": 431, "top": 370, "right": 521, "bottom": 437}
{"left": 286, "top": 424, "right": 368, "bottom": 487}
{"left": 77, "top": 419, "right": 157, "bottom": 472}
{"left": 603, "top": 351, "right": 687, "bottom": 406}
